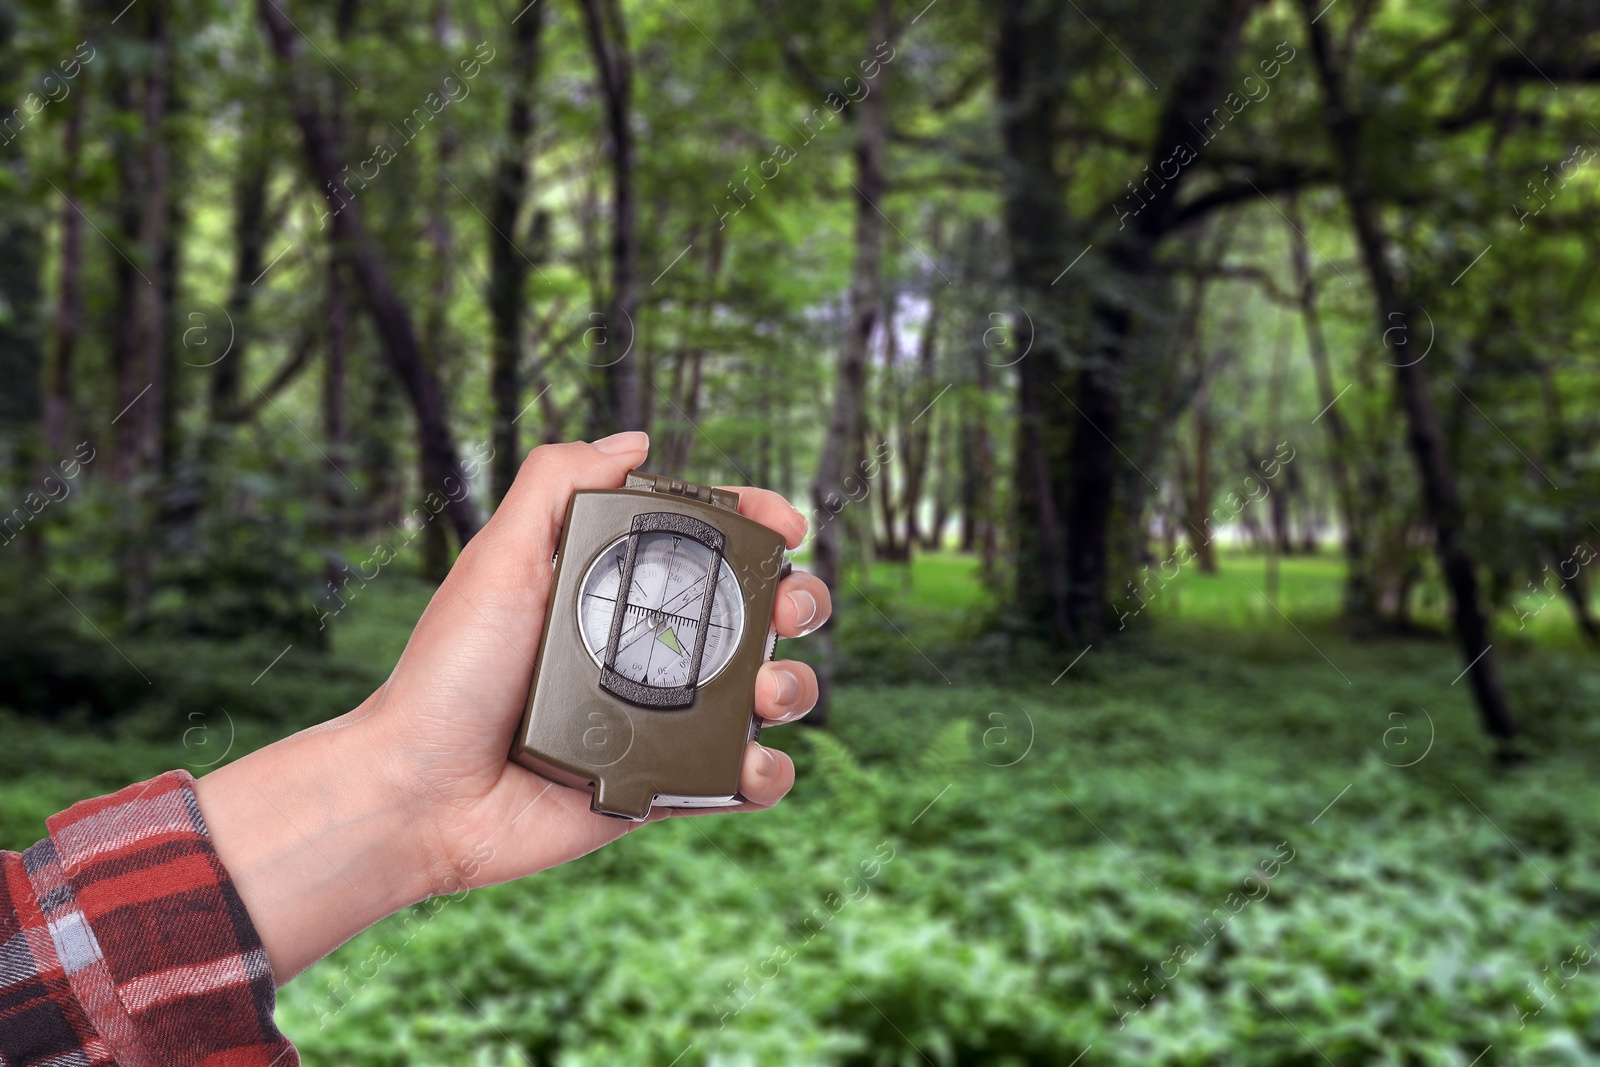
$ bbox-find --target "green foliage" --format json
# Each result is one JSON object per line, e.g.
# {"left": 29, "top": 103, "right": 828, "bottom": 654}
{"left": 260, "top": 555, "right": 1600, "bottom": 1065}
{"left": 141, "top": 440, "right": 339, "bottom": 644}
{"left": 0, "top": 558, "right": 146, "bottom": 720}
{"left": 270, "top": 666, "right": 1600, "bottom": 1065}
{"left": 0, "top": 573, "right": 408, "bottom": 847}
{"left": 141, "top": 500, "right": 332, "bottom": 647}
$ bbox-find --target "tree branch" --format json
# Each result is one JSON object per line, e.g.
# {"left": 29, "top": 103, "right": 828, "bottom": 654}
{"left": 1167, "top": 162, "right": 1334, "bottom": 230}
{"left": 231, "top": 326, "right": 319, "bottom": 423}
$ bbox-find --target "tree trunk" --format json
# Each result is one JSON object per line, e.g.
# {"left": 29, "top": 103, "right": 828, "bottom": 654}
{"left": 1001, "top": 0, "right": 1257, "bottom": 643}
{"left": 1300, "top": 0, "right": 1516, "bottom": 749}
{"left": 103, "top": 0, "right": 171, "bottom": 488}
{"left": 324, "top": 246, "right": 349, "bottom": 535}
{"left": 212, "top": 156, "right": 268, "bottom": 427}
{"left": 1188, "top": 405, "right": 1217, "bottom": 573}
{"left": 1265, "top": 312, "right": 1291, "bottom": 598}
{"left": 322, "top": 10, "right": 354, "bottom": 533}
{"left": 809, "top": 0, "right": 894, "bottom": 723}
{"left": 1534, "top": 363, "right": 1598, "bottom": 647}
{"left": 901, "top": 280, "right": 941, "bottom": 553}
{"left": 1557, "top": 569, "right": 1600, "bottom": 647}
{"left": 490, "top": 0, "right": 545, "bottom": 503}
{"left": 108, "top": 107, "right": 142, "bottom": 489}
{"left": 419, "top": 4, "right": 460, "bottom": 582}
{"left": 959, "top": 351, "right": 996, "bottom": 571}
{"left": 43, "top": 89, "right": 84, "bottom": 460}
{"left": 1284, "top": 194, "right": 1378, "bottom": 625}
{"left": 0, "top": 15, "right": 44, "bottom": 559}
{"left": 578, "top": 0, "right": 643, "bottom": 437}
{"left": 0, "top": 221, "right": 43, "bottom": 548}
{"left": 957, "top": 313, "right": 981, "bottom": 555}
{"left": 660, "top": 240, "right": 722, "bottom": 472}
{"left": 1177, "top": 266, "right": 1222, "bottom": 576}
{"left": 874, "top": 290, "right": 904, "bottom": 562}
{"left": 101, "top": 0, "right": 174, "bottom": 616}
{"left": 136, "top": 0, "right": 172, "bottom": 484}
{"left": 258, "top": 0, "right": 479, "bottom": 549}
{"left": 997, "top": 0, "right": 1073, "bottom": 640}
{"left": 660, "top": 347, "right": 705, "bottom": 472}
{"left": 156, "top": 48, "right": 187, "bottom": 487}
{"left": 923, "top": 415, "right": 953, "bottom": 552}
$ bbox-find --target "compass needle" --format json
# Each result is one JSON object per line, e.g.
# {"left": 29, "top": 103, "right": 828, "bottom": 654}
{"left": 579, "top": 529, "right": 744, "bottom": 688}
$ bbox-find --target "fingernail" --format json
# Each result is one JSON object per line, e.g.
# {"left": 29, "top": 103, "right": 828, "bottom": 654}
{"left": 787, "top": 590, "right": 818, "bottom": 630}
{"left": 756, "top": 745, "right": 780, "bottom": 779}
{"left": 592, "top": 431, "right": 649, "bottom": 455}
{"left": 771, "top": 667, "right": 801, "bottom": 707}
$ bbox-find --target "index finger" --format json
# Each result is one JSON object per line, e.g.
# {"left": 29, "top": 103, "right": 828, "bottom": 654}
{"left": 716, "top": 485, "right": 807, "bottom": 549}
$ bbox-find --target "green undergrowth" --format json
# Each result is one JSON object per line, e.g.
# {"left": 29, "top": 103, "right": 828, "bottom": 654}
{"left": 274, "top": 647, "right": 1600, "bottom": 1065}
{"left": 3, "top": 551, "right": 1599, "bottom": 1064}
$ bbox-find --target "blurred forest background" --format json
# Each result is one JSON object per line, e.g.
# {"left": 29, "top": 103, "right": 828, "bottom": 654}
{"left": 2, "top": 0, "right": 1600, "bottom": 1062}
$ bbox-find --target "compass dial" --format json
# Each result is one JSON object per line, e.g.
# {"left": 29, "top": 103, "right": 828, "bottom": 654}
{"left": 577, "top": 532, "right": 745, "bottom": 688}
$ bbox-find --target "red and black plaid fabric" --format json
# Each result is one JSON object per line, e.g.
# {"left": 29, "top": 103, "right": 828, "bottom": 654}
{"left": 0, "top": 770, "right": 299, "bottom": 1066}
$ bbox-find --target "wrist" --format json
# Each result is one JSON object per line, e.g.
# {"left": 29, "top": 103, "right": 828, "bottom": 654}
{"left": 193, "top": 705, "right": 433, "bottom": 984}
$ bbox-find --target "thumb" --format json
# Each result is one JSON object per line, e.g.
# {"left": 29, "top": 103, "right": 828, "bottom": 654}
{"left": 393, "top": 433, "right": 650, "bottom": 682}
{"left": 487, "top": 432, "right": 651, "bottom": 552}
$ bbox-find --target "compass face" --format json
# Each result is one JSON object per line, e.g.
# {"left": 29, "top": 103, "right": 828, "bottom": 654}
{"left": 577, "top": 532, "right": 745, "bottom": 689}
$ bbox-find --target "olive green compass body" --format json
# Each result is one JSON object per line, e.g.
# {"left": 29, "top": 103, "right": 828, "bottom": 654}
{"left": 510, "top": 471, "right": 789, "bottom": 820}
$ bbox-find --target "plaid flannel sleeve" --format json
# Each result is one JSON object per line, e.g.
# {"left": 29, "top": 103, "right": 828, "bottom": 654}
{"left": 0, "top": 769, "right": 299, "bottom": 1067}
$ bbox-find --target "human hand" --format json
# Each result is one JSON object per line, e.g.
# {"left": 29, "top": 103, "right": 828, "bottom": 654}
{"left": 367, "top": 433, "right": 831, "bottom": 886}
{"left": 194, "top": 433, "right": 831, "bottom": 982}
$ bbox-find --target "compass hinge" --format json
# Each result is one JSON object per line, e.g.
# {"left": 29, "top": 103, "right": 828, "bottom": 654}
{"left": 626, "top": 471, "right": 741, "bottom": 512}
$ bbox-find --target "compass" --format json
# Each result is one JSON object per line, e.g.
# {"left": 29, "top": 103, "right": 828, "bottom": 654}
{"left": 510, "top": 471, "right": 789, "bottom": 820}
{"left": 576, "top": 530, "right": 746, "bottom": 692}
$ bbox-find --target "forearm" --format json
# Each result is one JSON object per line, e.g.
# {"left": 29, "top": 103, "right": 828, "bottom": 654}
{"left": 6, "top": 771, "right": 302, "bottom": 1064}
{"left": 194, "top": 704, "right": 429, "bottom": 985}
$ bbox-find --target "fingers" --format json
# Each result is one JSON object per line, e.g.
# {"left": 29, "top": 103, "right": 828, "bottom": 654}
{"left": 773, "top": 570, "right": 830, "bottom": 637}
{"left": 661, "top": 656, "right": 815, "bottom": 822}
{"left": 717, "top": 485, "right": 807, "bottom": 549}
{"left": 735, "top": 740, "right": 795, "bottom": 808}
{"left": 646, "top": 737, "right": 795, "bottom": 821}
{"left": 755, "top": 659, "right": 818, "bottom": 724}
